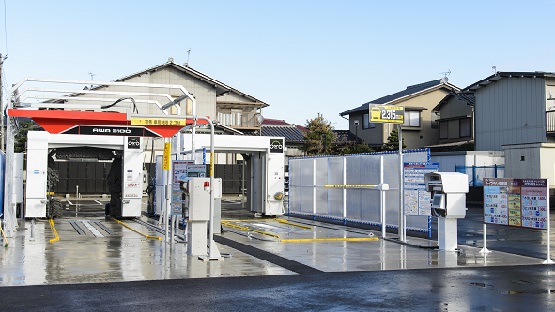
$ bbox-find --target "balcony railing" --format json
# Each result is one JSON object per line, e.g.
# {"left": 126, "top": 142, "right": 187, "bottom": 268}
{"left": 216, "top": 111, "right": 261, "bottom": 129}
{"left": 547, "top": 110, "right": 555, "bottom": 135}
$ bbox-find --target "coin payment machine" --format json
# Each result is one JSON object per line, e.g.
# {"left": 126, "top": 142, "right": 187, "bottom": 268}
{"left": 184, "top": 177, "right": 222, "bottom": 256}
{"left": 424, "top": 172, "right": 469, "bottom": 251}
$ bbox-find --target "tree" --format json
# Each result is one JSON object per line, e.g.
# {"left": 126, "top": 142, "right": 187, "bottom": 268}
{"left": 14, "top": 120, "right": 42, "bottom": 153}
{"left": 341, "top": 143, "right": 374, "bottom": 155}
{"left": 302, "top": 114, "right": 336, "bottom": 156}
{"left": 383, "top": 127, "right": 406, "bottom": 151}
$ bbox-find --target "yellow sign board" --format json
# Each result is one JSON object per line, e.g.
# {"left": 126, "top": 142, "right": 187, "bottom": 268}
{"left": 163, "top": 142, "right": 171, "bottom": 170}
{"left": 370, "top": 105, "right": 405, "bottom": 124}
{"left": 131, "top": 118, "right": 188, "bottom": 126}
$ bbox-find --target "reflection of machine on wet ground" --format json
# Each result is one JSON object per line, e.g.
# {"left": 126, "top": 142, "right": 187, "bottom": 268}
{"left": 60, "top": 198, "right": 110, "bottom": 218}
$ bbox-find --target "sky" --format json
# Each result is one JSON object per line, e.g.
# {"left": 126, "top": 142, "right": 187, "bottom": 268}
{"left": 2, "top": 0, "right": 555, "bottom": 129}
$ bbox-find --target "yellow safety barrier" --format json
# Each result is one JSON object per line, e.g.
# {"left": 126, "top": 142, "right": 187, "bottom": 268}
{"left": 49, "top": 219, "right": 60, "bottom": 243}
{"left": 324, "top": 184, "right": 378, "bottom": 189}
{"left": 280, "top": 237, "right": 379, "bottom": 243}
{"left": 275, "top": 218, "right": 313, "bottom": 230}
{"left": 113, "top": 218, "right": 162, "bottom": 240}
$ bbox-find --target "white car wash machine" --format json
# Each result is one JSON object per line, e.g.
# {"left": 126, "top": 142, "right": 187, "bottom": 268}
{"left": 24, "top": 131, "right": 145, "bottom": 218}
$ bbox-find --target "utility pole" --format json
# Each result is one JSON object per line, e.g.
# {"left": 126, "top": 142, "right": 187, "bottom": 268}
{"left": 0, "top": 53, "right": 6, "bottom": 151}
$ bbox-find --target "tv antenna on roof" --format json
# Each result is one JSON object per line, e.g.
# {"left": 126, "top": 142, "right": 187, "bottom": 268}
{"left": 88, "top": 72, "right": 96, "bottom": 88}
{"left": 185, "top": 49, "right": 191, "bottom": 66}
{"left": 439, "top": 69, "right": 451, "bottom": 82}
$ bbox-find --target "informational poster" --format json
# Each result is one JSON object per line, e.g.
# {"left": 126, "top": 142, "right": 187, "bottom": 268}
{"left": 404, "top": 162, "right": 439, "bottom": 216}
{"left": 484, "top": 178, "right": 548, "bottom": 229}
{"left": 170, "top": 161, "right": 207, "bottom": 216}
{"left": 171, "top": 160, "right": 193, "bottom": 215}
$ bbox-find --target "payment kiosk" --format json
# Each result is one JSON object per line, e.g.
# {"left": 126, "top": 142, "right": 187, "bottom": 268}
{"left": 424, "top": 172, "right": 469, "bottom": 251}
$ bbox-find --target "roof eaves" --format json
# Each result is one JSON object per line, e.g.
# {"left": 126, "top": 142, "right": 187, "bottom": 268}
{"left": 115, "top": 61, "right": 268, "bottom": 107}
{"left": 384, "top": 83, "right": 459, "bottom": 106}
{"left": 463, "top": 71, "right": 555, "bottom": 93}
{"left": 340, "top": 80, "right": 459, "bottom": 116}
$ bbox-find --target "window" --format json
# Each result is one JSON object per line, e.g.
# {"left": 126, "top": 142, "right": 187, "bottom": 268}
{"left": 439, "top": 121, "right": 448, "bottom": 139}
{"left": 438, "top": 117, "right": 471, "bottom": 140}
{"left": 431, "top": 111, "right": 440, "bottom": 129}
{"left": 403, "top": 110, "right": 420, "bottom": 127}
{"left": 362, "top": 113, "right": 375, "bottom": 129}
{"left": 459, "top": 117, "right": 471, "bottom": 138}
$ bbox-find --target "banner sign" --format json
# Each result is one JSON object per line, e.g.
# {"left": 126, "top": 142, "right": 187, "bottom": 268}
{"left": 370, "top": 105, "right": 405, "bottom": 124}
{"left": 484, "top": 178, "right": 548, "bottom": 229}
{"left": 62, "top": 125, "right": 160, "bottom": 137}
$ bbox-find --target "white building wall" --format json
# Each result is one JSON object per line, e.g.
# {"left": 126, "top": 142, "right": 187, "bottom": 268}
{"left": 503, "top": 143, "right": 555, "bottom": 188}
{"left": 431, "top": 151, "right": 504, "bottom": 171}
{"left": 476, "top": 78, "right": 546, "bottom": 151}
{"left": 126, "top": 67, "right": 218, "bottom": 119}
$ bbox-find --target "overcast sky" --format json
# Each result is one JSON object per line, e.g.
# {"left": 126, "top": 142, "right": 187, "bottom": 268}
{"left": 2, "top": 0, "right": 554, "bottom": 129}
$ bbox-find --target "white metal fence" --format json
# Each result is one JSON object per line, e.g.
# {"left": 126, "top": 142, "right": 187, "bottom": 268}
{"left": 288, "top": 149, "right": 430, "bottom": 234}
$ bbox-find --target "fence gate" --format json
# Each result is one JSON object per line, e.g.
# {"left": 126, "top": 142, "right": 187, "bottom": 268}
{"left": 288, "top": 149, "right": 430, "bottom": 234}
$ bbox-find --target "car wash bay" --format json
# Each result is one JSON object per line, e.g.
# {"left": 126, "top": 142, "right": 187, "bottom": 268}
{"left": 0, "top": 198, "right": 549, "bottom": 286}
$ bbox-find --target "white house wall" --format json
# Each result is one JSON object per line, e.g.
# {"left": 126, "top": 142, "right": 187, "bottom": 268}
{"left": 475, "top": 78, "right": 546, "bottom": 151}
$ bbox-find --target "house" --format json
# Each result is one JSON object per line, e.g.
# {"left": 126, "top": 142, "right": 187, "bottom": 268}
{"left": 340, "top": 79, "right": 460, "bottom": 149}
{"left": 45, "top": 58, "right": 271, "bottom": 194}
{"left": 462, "top": 71, "right": 555, "bottom": 188}
{"left": 87, "top": 57, "right": 269, "bottom": 164}
{"left": 428, "top": 92, "right": 475, "bottom": 152}
{"left": 107, "top": 57, "right": 267, "bottom": 130}
{"left": 248, "top": 118, "right": 306, "bottom": 160}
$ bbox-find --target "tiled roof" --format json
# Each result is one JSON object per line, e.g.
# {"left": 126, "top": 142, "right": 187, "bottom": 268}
{"left": 242, "top": 125, "right": 305, "bottom": 143}
{"left": 434, "top": 92, "right": 476, "bottom": 111}
{"left": 340, "top": 79, "right": 459, "bottom": 116}
{"left": 261, "top": 125, "right": 305, "bottom": 143}
{"left": 262, "top": 118, "right": 290, "bottom": 126}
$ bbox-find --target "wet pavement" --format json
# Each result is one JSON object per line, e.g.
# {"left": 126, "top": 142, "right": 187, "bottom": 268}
{"left": 2, "top": 265, "right": 555, "bottom": 311}
{"left": 1, "top": 199, "right": 555, "bottom": 310}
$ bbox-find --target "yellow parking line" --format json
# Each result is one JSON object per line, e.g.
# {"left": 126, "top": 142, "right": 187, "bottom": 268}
{"left": 0, "top": 222, "right": 8, "bottom": 247}
{"left": 49, "top": 219, "right": 60, "bottom": 243}
{"left": 113, "top": 218, "right": 162, "bottom": 240}
{"left": 275, "top": 218, "right": 312, "bottom": 230}
{"left": 221, "top": 221, "right": 250, "bottom": 231}
{"left": 221, "top": 219, "right": 259, "bottom": 222}
{"left": 252, "top": 229, "right": 281, "bottom": 239}
{"left": 280, "top": 237, "right": 379, "bottom": 243}
{"left": 222, "top": 221, "right": 281, "bottom": 239}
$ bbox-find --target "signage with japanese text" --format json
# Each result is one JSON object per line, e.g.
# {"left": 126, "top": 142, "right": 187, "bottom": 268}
{"left": 484, "top": 178, "right": 548, "bottom": 229}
